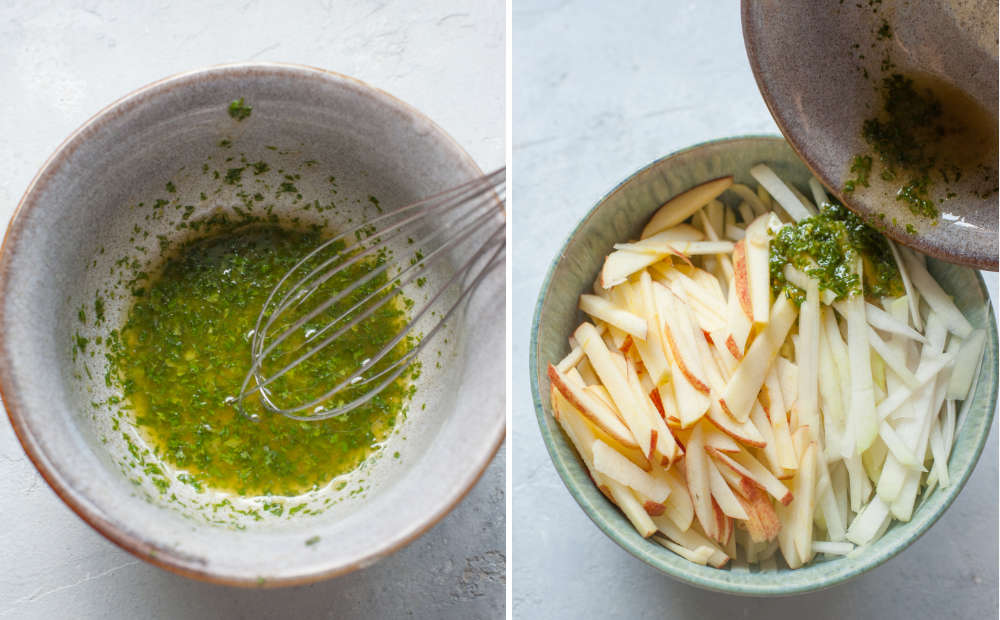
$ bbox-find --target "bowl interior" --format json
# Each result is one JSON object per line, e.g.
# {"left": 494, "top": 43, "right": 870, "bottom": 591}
{"left": 742, "top": 0, "right": 999, "bottom": 270}
{"left": 530, "top": 136, "right": 997, "bottom": 595}
{"left": 0, "top": 64, "right": 504, "bottom": 585}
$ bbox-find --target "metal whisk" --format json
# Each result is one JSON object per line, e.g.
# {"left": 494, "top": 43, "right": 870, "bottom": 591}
{"left": 233, "top": 168, "right": 505, "bottom": 421}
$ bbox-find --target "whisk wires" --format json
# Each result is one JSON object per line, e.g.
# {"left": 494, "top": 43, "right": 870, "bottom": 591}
{"left": 234, "top": 168, "right": 505, "bottom": 421}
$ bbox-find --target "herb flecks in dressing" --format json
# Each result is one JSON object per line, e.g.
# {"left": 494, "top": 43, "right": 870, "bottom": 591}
{"left": 849, "top": 73, "right": 998, "bottom": 219}
{"left": 112, "top": 226, "right": 415, "bottom": 496}
{"left": 228, "top": 98, "right": 252, "bottom": 121}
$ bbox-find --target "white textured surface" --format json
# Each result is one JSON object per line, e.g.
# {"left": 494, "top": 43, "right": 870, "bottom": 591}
{"left": 513, "top": 0, "right": 997, "bottom": 617}
{"left": 0, "top": 1, "right": 503, "bottom": 618}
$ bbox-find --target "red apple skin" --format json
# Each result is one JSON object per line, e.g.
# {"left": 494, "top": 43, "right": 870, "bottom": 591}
{"left": 662, "top": 319, "right": 711, "bottom": 394}
{"left": 732, "top": 240, "right": 753, "bottom": 320}
{"left": 649, "top": 388, "right": 666, "bottom": 419}
{"left": 725, "top": 334, "right": 743, "bottom": 360}
{"left": 547, "top": 364, "right": 638, "bottom": 450}
{"left": 644, "top": 500, "right": 666, "bottom": 516}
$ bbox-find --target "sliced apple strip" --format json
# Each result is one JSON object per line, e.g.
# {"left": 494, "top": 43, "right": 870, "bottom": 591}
{"left": 614, "top": 239, "right": 735, "bottom": 257}
{"left": 744, "top": 214, "right": 772, "bottom": 324}
{"left": 735, "top": 482, "right": 782, "bottom": 543}
{"left": 549, "top": 382, "right": 634, "bottom": 523}
{"left": 656, "top": 285, "right": 710, "bottom": 395}
{"left": 731, "top": 240, "right": 753, "bottom": 319}
{"left": 637, "top": 223, "right": 706, "bottom": 243}
{"left": 630, "top": 271, "right": 671, "bottom": 384}
{"left": 749, "top": 399, "right": 791, "bottom": 478}
{"left": 579, "top": 294, "right": 647, "bottom": 340}
{"left": 708, "top": 445, "right": 793, "bottom": 505}
{"left": 703, "top": 423, "right": 742, "bottom": 453}
{"left": 548, "top": 364, "right": 638, "bottom": 450}
{"left": 720, "top": 293, "right": 798, "bottom": 422}
{"left": 551, "top": 385, "right": 601, "bottom": 465}
{"left": 764, "top": 367, "right": 797, "bottom": 469}
{"left": 653, "top": 466, "right": 695, "bottom": 530}
{"left": 705, "top": 199, "right": 726, "bottom": 234}
{"left": 651, "top": 516, "right": 730, "bottom": 568}
{"left": 706, "top": 399, "right": 766, "bottom": 447}
{"left": 592, "top": 439, "right": 671, "bottom": 502}
{"left": 686, "top": 266, "right": 728, "bottom": 309}
{"left": 640, "top": 176, "right": 734, "bottom": 239}
{"left": 790, "top": 441, "right": 817, "bottom": 563}
{"left": 607, "top": 481, "right": 658, "bottom": 538}
{"left": 685, "top": 422, "right": 717, "bottom": 540}
{"left": 600, "top": 250, "right": 658, "bottom": 289}
{"left": 566, "top": 384, "right": 652, "bottom": 471}
{"left": 776, "top": 357, "right": 799, "bottom": 412}
{"left": 575, "top": 322, "right": 662, "bottom": 460}
{"left": 620, "top": 354, "right": 681, "bottom": 465}
{"left": 671, "top": 271, "right": 728, "bottom": 334}
{"left": 657, "top": 538, "right": 717, "bottom": 565}
{"left": 696, "top": 208, "right": 735, "bottom": 283}
{"left": 774, "top": 498, "right": 801, "bottom": 568}
{"left": 724, "top": 276, "right": 752, "bottom": 358}
{"left": 706, "top": 455, "right": 749, "bottom": 519}
{"left": 653, "top": 286, "right": 712, "bottom": 429}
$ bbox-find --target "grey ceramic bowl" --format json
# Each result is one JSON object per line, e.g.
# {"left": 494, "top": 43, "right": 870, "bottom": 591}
{"left": 530, "top": 136, "right": 997, "bottom": 595}
{"left": 743, "top": 0, "right": 999, "bottom": 270}
{"left": 0, "top": 63, "right": 504, "bottom": 586}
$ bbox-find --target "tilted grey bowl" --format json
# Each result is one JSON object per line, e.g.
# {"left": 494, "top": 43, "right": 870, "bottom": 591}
{"left": 742, "top": 0, "right": 999, "bottom": 270}
{"left": 530, "top": 136, "right": 997, "bottom": 595}
{"left": 0, "top": 63, "right": 504, "bottom": 586}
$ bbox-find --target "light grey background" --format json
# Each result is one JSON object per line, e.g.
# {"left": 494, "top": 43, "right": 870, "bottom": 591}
{"left": 513, "top": 1, "right": 998, "bottom": 618}
{"left": 0, "top": 2, "right": 503, "bottom": 619}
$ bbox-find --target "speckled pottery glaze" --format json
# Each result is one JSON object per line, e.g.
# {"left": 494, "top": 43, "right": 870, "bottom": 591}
{"left": 742, "top": 0, "right": 999, "bottom": 270}
{"left": 0, "top": 63, "right": 504, "bottom": 587}
{"left": 530, "top": 136, "right": 997, "bottom": 596}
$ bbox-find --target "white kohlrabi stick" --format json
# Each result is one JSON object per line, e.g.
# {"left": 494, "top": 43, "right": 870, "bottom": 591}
{"left": 749, "top": 163, "right": 815, "bottom": 222}
{"left": 899, "top": 250, "right": 973, "bottom": 338}
{"left": 876, "top": 350, "right": 955, "bottom": 421}
{"left": 846, "top": 496, "right": 891, "bottom": 546}
{"left": 876, "top": 314, "right": 947, "bottom": 505}
{"left": 834, "top": 300, "right": 928, "bottom": 343}
{"left": 808, "top": 177, "right": 828, "bottom": 209}
{"left": 817, "top": 309, "right": 846, "bottom": 460}
{"left": 847, "top": 260, "right": 877, "bottom": 453}
{"left": 867, "top": 325, "right": 920, "bottom": 388}
{"left": 927, "top": 415, "right": 949, "bottom": 488}
{"left": 887, "top": 240, "right": 922, "bottom": 330}
{"left": 797, "top": 277, "right": 821, "bottom": 440}
{"left": 947, "top": 329, "right": 986, "bottom": 400}
{"left": 812, "top": 540, "right": 855, "bottom": 555}
{"left": 726, "top": 183, "right": 769, "bottom": 218}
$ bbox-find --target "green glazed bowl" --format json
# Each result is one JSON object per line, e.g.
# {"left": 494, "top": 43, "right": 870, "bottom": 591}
{"left": 529, "top": 136, "right": 998, "bottom": 596}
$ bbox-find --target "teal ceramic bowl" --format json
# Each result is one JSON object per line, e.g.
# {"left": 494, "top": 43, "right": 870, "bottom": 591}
{"left": 529, "top": 136, "right": 998, "bottom": 596}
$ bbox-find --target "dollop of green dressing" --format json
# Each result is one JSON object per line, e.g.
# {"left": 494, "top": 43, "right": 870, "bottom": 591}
{"left": 769, "top": 201, "right": 903, "bottom": 304}
{"left": 111, "top": 226, "right": 416, "bottom": 496}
